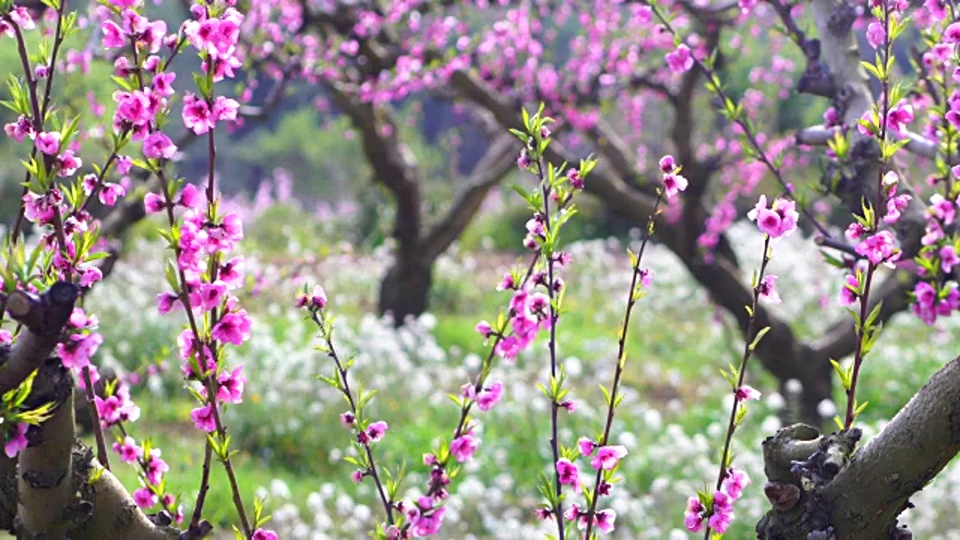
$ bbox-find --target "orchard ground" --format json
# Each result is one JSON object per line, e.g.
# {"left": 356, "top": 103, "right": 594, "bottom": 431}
{"left": 57, "top": 200, "right": 960, "bottom": 539}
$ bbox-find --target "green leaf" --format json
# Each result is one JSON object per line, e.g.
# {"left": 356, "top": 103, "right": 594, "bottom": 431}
{"left": 749, "top": 326, "right": 771, "bottom": 351}
{"left": 599, "top": 384, "right": 611, "bottom": 406}
{"left": 734, "top": 404, "right": 748, "bottom": 427}
{"left": 357, "top": 388, "right": 378, "bottom": 410}
{"left": 855, "top": 400, "right": 869, "bottom": 416}
{"left": 3, "top": 368, "right": 37, "bottom": 409}
{"left": 614, "top": 393, "right": 625, "bottom": 408}
{"left": 206, "top": 433, "right": 222, "bottom": 458}
{"left": 508, "top": 183, "right": 533, "bottom": 206}
{"left": 864, "top": 300, "right": 884, "bottom": 329}
{"left": 831, "top": 359, "right": 851, "bottom": 390}
{"left": 719, "top": 368, "right": 735, "bottom": 389}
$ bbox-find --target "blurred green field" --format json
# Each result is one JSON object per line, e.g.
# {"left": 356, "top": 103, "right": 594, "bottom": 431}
{"left": 72, "top": 203, "right": 960, "bottom": 539}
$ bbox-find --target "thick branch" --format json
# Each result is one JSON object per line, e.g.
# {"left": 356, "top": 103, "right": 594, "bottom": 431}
{"left": 669, "top": 0, "right": 740, "bottom": 17}
{"left": 325, "top": 83, "right": 423, "bottom": 249}
{"left": 761, "top": 423, "right": 824, "bottom": 485}
{"left": 673, "top": 26, "right": 711, "bottom": 170}
{"left": 760, "top": 356, "right": 960, "bottom": 538}
{"left": 72, "top": 458, "right": 179, "bottom": 540}
{"left": 0, "top": 283, "right": 78, "bottom": 395}
{"left": 820, "top": 355, "right": 960, "bottom": 537}
{"left": 8, "top": 357, "right": 178, "bottom": 538}
{"left": 421, "top": 133, "right": 516, "bottom": 260}
{"left": 17, "top": 364, "right": 77, "bottom": 537}
{"left": 797, "top": 125, "right": 938, "bottom": 159}
{"left": 808, "top": 0, "right": 870, "bottom": 119}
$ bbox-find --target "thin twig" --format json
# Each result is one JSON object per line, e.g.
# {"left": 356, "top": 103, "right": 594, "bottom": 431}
{"left": 583, "top": 191, "right": 665, "bottom": 539}
{"left": 534, "top": 155, "right": 565, "bottom": 540}
{"left": 312, "top": 312, "right": 395, "bottom": 525}
{"left": 705, "top": 234, "right": 771, "bottom": 539}
{"left": 844, "top": 5, "right": 892, "bottom": 430}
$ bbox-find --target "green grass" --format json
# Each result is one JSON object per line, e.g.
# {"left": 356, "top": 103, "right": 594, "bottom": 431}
{"left": 95, "top": 260, "right": 752, "bottom": 532}
{"left": 84, "top": 422, "right": 319, "bottom": 531}
{"left": 76, "top": 207, "right": 960, "bottom": 537}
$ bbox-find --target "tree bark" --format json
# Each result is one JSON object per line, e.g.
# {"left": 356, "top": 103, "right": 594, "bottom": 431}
{"left": 17, "top": 361, "right": 77, "bottom": 538}
{"left": 326, "top": 80, "right": 517, "bottom": 324}
{"left": 758, "top": 355, "right": 960, "bottom": 539}
{"left": 0, "top": 284, "right": 78, "bottom": 395}
{"left": 378, "top": 254, "right": 434, "bottom": 324}
{"left": 0, "top": 283, "right": 180, "bottom": 538}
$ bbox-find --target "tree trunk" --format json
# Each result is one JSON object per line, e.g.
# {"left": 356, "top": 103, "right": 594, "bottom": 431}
{"left": 378, "top": 255, "right": 434, "bottom": 325}
{"left": 0, "top": 284, "right": 179, "bottom": 538}
{"left": 757, "top": 356, "right": 960, "bottom": 539}
{"left": 781, "top": 353, "right": 834, "bottom": 429}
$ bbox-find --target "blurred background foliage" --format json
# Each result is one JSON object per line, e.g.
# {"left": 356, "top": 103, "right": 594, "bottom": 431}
{"left": 0, "top": 5, "right": 833, "bottom": 243}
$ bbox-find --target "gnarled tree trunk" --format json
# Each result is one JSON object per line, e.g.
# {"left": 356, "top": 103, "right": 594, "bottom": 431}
{"left": 758, "top": 355, "right": 960, "bottom": 539}
{"left": 0, "top": 285, "right": 180, "bottom": 539}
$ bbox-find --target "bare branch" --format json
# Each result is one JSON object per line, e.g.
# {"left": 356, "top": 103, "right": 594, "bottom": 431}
{"left": 0, "top": 283, "right": 78, "bottom": 396}
{"left": 793, "top": 125, "right": 837, "bottom": 146}
{"left": 422, "top": 134, "right": 517, "bottom": 260}
{"left": 813, "top": 234, "right": 859, "bottom": 257}
{"left": 797, "top": 125, "right": 937, "bottom": 159}
{"left": 324, "top": 82, "right": 424, "bottom": 249}
{"left": 760, "top": 355, "right": 960, "bottom": 538}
